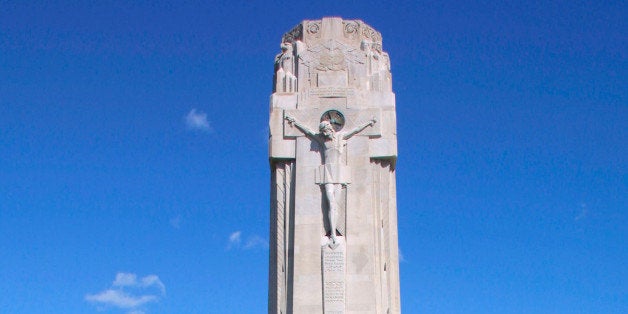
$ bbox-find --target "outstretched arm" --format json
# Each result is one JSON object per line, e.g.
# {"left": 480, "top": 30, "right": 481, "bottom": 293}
{"left": 343, "top": 117, "right": 377, "bottom": 140}
{"left": 285, "top": 115, "right": 318, "bottom": 138}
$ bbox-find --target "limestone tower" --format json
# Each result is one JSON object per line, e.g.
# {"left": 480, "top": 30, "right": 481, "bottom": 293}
{"left": 268, "top": 17, "right": 400, "bottom": 314}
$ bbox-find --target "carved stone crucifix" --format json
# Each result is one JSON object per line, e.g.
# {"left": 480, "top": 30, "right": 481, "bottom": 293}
{"left": 285, "top": 113, "right": 376, "bottom": 247}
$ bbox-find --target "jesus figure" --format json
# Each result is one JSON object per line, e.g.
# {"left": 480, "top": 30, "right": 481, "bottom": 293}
{"left": 285, "top": 114, "right": 376, "bottom": 245}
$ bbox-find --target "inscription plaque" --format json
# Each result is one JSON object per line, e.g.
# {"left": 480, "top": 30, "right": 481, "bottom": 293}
{"left": 322, "top": 239, "right": 346, "bottom": 313}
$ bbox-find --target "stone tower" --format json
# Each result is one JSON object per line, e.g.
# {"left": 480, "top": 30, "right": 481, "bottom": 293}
{"left": 268, "top": 17, "right": 400, "bottom": 314}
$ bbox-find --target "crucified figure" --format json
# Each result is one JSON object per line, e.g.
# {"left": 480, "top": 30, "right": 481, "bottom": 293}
{"left": 285, "top": 114, "right": 377, "bottom": 246}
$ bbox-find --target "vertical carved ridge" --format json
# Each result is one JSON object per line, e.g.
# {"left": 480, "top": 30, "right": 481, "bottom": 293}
{"left": 269, "top": 160, "right": 295, "bottom": 314}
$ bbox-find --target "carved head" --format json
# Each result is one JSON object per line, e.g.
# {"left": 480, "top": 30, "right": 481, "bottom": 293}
{"left": 319, "top": 121, "right": 334, "bottom": 138}
{"left": 361, "top": 39, "right": 372, "bottom": 51}
{"left": 280, "top": 42, "right": 292, "bottom": 53}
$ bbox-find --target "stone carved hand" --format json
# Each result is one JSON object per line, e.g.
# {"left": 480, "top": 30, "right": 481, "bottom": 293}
{"left": 370, "top": 116, "right": 377, "bottom": 126}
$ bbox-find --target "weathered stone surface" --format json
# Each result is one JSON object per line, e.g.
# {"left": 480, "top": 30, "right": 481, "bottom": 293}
{"left": 269, "top": 17, "right": 400, "bottom": 314}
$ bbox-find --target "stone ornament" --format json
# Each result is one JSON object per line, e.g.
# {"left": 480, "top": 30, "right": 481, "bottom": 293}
{"left": 320, "top": 110, "right": 345, "bottom": 131}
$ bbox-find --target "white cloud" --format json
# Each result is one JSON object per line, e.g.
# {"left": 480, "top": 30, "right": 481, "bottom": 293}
{"left": 86, "top": 272, "right": 165, "bottom": 313}
{"left": 185, "top": 108, "right": 212, "bottom": 132}
{"left": 398, "top": 248, "right": 407, "bottom": 263}
{"left": 228, "top": 231, "right": 242, "bottom": 249}
{"left": 113, "top": 273, "right": 137, "bottom": 287}
{"left": 85, "top": 289, "right": 156, "bottom": 309}
{"left": 141, "top": 275, "right": 166, "bottom": 295}
{"left": 111, "top": 272, "right": 165, "bottom": 293}
{"left": 228, "top": 231, "right": 268, "bottom": 250}
{"left": 245, "top": 235, "right": 269, "bottom": 249}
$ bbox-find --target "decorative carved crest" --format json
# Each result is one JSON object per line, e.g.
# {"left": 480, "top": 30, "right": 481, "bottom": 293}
{"left": 317, "top": 52, "right": 345, "bottom": 71}
{"left": 299, "top": 39, "right": 364, "bottom": 71}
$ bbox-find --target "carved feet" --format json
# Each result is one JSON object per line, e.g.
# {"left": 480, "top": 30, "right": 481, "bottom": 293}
{"left": 327, "top": 235, "right": 341, "bottom": 250}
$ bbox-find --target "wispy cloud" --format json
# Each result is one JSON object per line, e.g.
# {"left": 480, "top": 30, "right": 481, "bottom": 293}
{"left": 575, "top": 203, "right": 588, "bottom": 221}
{"left": 228, "top": 231, "right": 242, "bottom": 249}
{"left": 85, "top": 289, "right": 157, "bottom": 309}
{"left": 111, "top": 273, "right": 165, "bottom": 294}
{"left": 86, "top": 272, "right": 165, "bottom": 314}
{"left": 228, "top": 231, "right": 268, "bottom": 250}
{"left": 245, "top": 235, "right": 269, "bottom": 249}
{"left": 185, "top": 108, "right": 212, "bottom": 132}
{"left": 112, "top": 272, "right": 137, "bottom": 287}
{"left": 169, "top": 215, "right": 182, "bottom": 229}
{"left": 398, "top": 248, "right": 407, "bottom": 263}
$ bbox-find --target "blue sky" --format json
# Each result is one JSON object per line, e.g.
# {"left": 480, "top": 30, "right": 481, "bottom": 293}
{"left": 0, "top": 1, "right": 625, "bottom": 313}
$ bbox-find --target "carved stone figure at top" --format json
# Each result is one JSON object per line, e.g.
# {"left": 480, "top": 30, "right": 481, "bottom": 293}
{"left": 275, "top": 42, "right": 295, "bottom": 74}
{"left": 285, "top": 114, "right": 376, "bottom": 246}
{"left": 274, "top": 42, "right": 297, "bottom": 93}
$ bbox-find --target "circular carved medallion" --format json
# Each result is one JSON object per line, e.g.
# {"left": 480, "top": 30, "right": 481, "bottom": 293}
{"left": 321, "top": 110, "right": 345, "bottom": 132}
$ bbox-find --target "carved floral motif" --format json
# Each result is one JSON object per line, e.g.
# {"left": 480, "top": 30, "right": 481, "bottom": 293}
{"left": 343, "top": 21, "right": 359, "bottom": 39}
{"left": 306, "top": 21, "right": 321, "bottom": 38}
{"left": 361, "top": 26, "right": 382, "bottom": 44}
